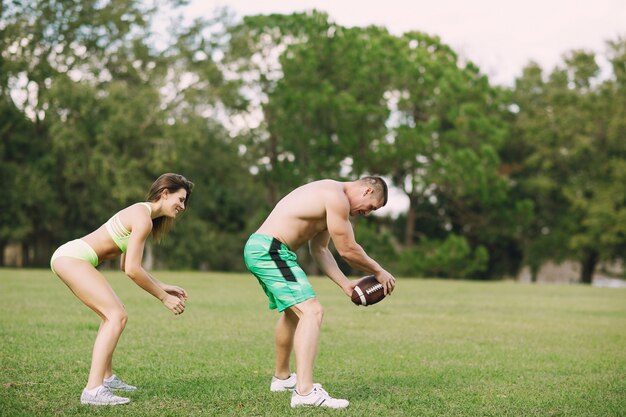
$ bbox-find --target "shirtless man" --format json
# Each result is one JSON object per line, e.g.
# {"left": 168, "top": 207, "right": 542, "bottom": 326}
{"left": 243, "top": 177, "right": 396, "bottom": 409}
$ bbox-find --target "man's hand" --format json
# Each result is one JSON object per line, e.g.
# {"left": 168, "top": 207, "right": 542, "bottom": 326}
{"left": 342, "top": 279, "right": 359, "bottom": 298}
{"left": 374, "top": 270, "right": 396, "bottom": 295}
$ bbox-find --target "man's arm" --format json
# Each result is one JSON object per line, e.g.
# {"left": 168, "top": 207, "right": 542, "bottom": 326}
{"left": 309, "top": 230, "right": 353, "bottom": 296}
{"left": 325, "top": 191, "right": 396, "bottom": 294}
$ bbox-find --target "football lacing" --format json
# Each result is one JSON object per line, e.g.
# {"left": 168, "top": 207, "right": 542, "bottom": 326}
{"left": 366, "top": 284, "right": 383, "bottom": 294}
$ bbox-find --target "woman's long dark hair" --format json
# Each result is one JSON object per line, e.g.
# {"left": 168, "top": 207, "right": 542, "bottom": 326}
{"left": 146, "top": 173, "right": 194, "bottom": 242}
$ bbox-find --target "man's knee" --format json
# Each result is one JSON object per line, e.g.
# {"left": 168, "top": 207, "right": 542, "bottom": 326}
{"left": 300, "top": 299, "right": 324, "bottom": 322}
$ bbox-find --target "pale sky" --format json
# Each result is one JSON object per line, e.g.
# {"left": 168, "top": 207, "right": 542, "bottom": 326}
{"left": 184, "top": 0, "right": 625, "bottom": 86}
{"left": 180, "top": 1, "right": 625, "bottom": 216}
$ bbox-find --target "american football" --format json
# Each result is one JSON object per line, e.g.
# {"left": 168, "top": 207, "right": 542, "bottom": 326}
{"left": 351, "top": 275, "right": 386, "bottom": 306}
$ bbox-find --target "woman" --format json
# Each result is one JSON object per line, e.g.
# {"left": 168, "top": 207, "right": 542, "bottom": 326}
{"left": 50, "top": 173, "right": 194, "bottom": 405}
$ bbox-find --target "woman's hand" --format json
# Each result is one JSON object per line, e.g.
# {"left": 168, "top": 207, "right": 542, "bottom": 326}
{"left": 162, "top": 293, "right": 186, "bottom": 315}
{"left": 162, "top": 284, "right": 188, "bottom": 301}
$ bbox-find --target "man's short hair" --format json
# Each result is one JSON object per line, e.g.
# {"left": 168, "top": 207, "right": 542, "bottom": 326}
{"left": 358, "top": 176, "right": 388, "bottom": 206}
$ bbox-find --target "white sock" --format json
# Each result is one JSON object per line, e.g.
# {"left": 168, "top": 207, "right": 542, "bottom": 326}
{"left": 104, "top": 375, "right": 115, "bottom": 383}
{"left": 85, "top": 385, "right": 104, "bottom": 395}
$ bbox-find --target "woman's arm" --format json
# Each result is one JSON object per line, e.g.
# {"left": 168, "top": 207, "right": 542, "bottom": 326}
{"left": 123, "top": 205, "right": 186, "bottom": 314}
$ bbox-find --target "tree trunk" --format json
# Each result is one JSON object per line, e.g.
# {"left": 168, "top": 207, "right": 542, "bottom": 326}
{"left": 143, "top": 241, "right": 154, "bottom": 270}
{"left": 267, "top": 182, "right": 278, "bottom": 207}
{"left": 530, "top": 265, "right": 538, "bottom": 283}
{"left": 267, "top": 128, "right": 279, "bottom": 206}
{"left": 580, "top": 250, "right": 598, "bottom": 284}
{"left": 22, "top": 242, "right": 31, "bottom": 266}
{"left": 404, "top": 198, "right": 417, "bottom": 247}
{"left": 33, "top": 235, "right": 52, "bottom": 267}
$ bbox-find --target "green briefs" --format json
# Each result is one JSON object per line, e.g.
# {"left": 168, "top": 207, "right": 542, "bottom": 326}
{"left": 50, "top": 239, "right": 99, "bottom": 274}
{"left": 244, "top": 233, "right": 316, "bottom": 312}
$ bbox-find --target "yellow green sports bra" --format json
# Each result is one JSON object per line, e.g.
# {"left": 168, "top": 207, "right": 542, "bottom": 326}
{"left": 105, "top": 203, "right": 152, "bottom": 252}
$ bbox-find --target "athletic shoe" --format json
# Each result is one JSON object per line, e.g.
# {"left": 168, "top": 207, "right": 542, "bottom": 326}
{"left": 103, "top": 374, "right": 137, "bottom": 392}
{"left": 80, "top": 386, "right": 130, "bottom": 405}
{"left": 270, "top": 373, "right": 297, "bottom": 392}
{"left": 290, "top": 383, "right": 349, "bottom": 409}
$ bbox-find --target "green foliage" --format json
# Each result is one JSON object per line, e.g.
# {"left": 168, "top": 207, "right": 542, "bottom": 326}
{"left": 372, "top": 32, "right": 518, "bottom": 278}
{"left": 226, "top": 12, "right": 396, "bottom": 203}
{"left": 46, "top": 75, "right": 169, "bottom": 238}
{"left": 265, "top": 24, "right": 395, "bottom": 182}
{"left": 226, "top": 14, "right": 515, "bottom": 278}
{"left": 0, "top": 1, "right": 257, "bottom": 267}
{"left": 353, "top": 218, "right": 398, "bottom": 270}
{"left": 2, "top": 2, "right": 624, "bottom": 279}
{"left": 0, "top": 0, "right": 173, "bottom": 262}
{"left": 155, "top": 118, "right": 264, "bottom": 271}
{"left": 0, "top": 97, "right": 57, "bottom": 245}
{"left": 396, "top": 234, "right": 489, "bottom": 278}
{"left": 508, "top": 41, "right": 626, "bottom": 281}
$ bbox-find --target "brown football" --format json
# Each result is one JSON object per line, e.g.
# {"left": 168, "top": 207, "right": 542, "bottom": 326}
{"left": 351, "top": 275, "right": 385, "bottom": 306}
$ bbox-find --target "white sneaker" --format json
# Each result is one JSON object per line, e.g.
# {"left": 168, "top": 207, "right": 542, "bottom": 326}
{"left": 270, "top": 373, "right": 297, "bottom": 392}
{"left": 290, "top": 384, "right": 349, "bottom": 409}
{"left": 103, "top": 374, "right": 137, "bottom": 392}
{"left": 80, "top": 386, "right": 130, "bottom": 405}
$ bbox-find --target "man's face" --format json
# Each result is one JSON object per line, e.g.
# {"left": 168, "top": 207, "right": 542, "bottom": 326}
{"left": 350, "top": 191, "right": 384, "bottom": 217}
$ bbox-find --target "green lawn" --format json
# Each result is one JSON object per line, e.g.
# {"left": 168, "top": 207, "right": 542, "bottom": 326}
{"left": 1, "top": 268, "right": 625, "bottom": 416}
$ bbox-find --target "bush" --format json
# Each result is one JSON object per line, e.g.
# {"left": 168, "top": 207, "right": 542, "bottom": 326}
{"left": 397, "top": 234, "right": 489, "bottom": 278}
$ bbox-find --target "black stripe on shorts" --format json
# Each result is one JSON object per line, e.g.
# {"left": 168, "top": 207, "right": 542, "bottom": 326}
{"left": 269, "top": 238, "right": 297, "bottom": 282}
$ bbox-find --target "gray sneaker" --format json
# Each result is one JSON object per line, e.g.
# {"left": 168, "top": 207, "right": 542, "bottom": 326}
{"left": 80, "top": 386, "right": 130, "bottom": 405}
{"left": 270, "top": 373, "right": 297, "bottom": 392}
{"left": 103, "top": 374, "right": 137, "bottom": 392}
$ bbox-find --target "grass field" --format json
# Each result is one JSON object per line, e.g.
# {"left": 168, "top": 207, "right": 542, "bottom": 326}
{"left": 1, "top": 268, "right": 625, "bottom": 416}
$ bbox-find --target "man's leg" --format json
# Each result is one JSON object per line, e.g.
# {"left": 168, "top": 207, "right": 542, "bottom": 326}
{"left": 288, "top": 298, "right": 324, "bottom": 395}
{"left": 274, "top": 308, "right": 299, "bottom": 379}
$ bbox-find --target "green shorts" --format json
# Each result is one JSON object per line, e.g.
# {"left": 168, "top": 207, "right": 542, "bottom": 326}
{"left": 50, "top": 239, "right": 99, "bottom": 274}
{"left": 244, "top": 233, "right": 316, "bottom": 312}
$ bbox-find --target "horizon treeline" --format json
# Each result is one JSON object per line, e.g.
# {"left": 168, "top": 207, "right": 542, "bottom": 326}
{"left": 1, "top": 3, "right": 624, "bottom": 283}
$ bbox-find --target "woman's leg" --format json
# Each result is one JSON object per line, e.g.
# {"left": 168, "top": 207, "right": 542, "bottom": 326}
{"left": 100, "top": 321, "right": 114, "bottom": 379}
{"left": 53, "top": 257, "right": 128, "bottom": 390}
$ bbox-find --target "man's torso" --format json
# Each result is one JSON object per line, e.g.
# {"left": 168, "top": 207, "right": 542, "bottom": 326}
{"left": 256, "top": 180, "right": 345, "bottom": 250}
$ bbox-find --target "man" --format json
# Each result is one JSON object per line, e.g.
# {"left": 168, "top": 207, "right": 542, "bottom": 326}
{"left": 243, "top": 177, "right": 396, "bottom": 409}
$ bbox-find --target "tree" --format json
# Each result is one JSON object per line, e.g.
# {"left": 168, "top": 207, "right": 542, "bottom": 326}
{"left": 226, "top": 13, "right": 530, "bottom": 278}
{"left": 226, "top": 11, "right": 333, "bottom": 204}
{"left": 153, "top": 115, "right": 263, "bottom": 270}
{"left": 373, "top": 33, "right": 522, "bottom": 278}
{"left": 1, "top": 0, "right": 168, "bottom": 264}
{"left": 263, "top": 24, "right": 396, "bottom": 186}
{"left": 509, "top": 41, "right": 626, "bottom": 283}
{"left": 0, "top": 1, "right": 254, "bottom": 268}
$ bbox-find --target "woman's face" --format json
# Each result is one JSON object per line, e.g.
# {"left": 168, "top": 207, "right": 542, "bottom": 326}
{"left": 163, "top": 188, "right": 188, "bottom": 218}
